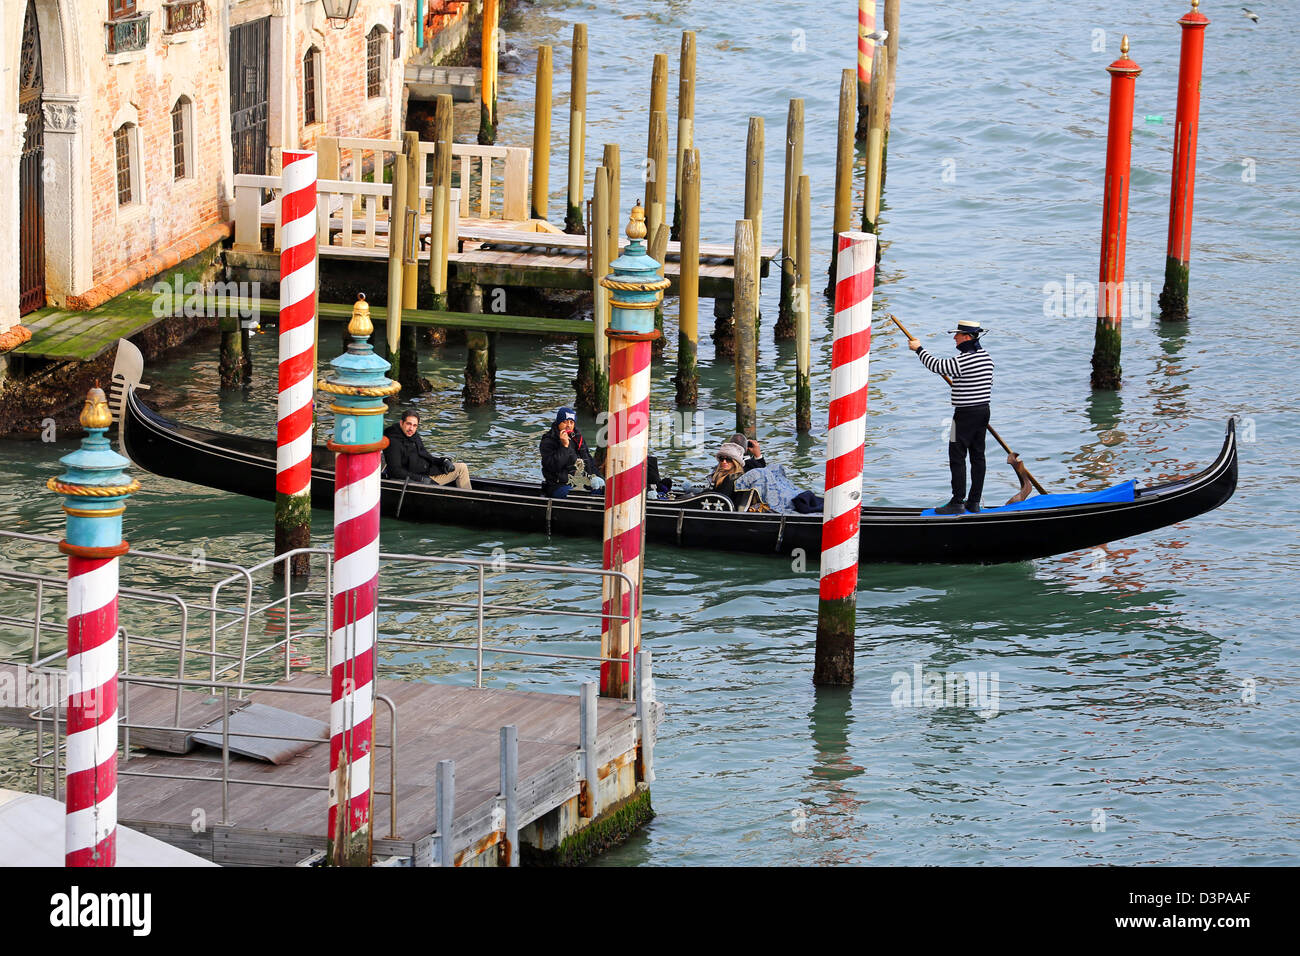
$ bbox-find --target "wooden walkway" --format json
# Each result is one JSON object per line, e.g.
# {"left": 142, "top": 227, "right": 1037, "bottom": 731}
{"left": 114, "top": 675, "right": 659, "bottom": 866}
{"left": 12, "top": 291, "right": 165, "bottom": 362}
{"left": 405, "top": 64, "right": 478, "bottom": 102}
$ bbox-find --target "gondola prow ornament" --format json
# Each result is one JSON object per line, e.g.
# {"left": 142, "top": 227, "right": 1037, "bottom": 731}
{"left": 318, "top": 294, "right": 400, "bottom": 865}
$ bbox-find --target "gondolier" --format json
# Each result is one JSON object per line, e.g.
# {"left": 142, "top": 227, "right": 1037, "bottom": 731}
{"left": 908, "top": 319, "right": 994, "bottom": 514}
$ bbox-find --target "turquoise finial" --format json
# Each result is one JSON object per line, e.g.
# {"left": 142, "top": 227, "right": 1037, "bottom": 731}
{"left": 600, "top": 202, "right": 670, "bottom": 336}
{"left": 319, "top": 294, "right": 401, "bottom": 449}
{"left": 47, "top": 388, "right": 139, "bottom": 550}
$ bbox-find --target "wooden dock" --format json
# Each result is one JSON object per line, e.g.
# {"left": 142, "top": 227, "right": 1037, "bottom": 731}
{"left": 405, "top": 64, "right": 478, "bottom": 102}
{"left": 255, "top": 299, "right": 593, "bottom": 339}
{"left": 115, "top": 674, "right": 660, "bottom": 866}
{"left": 12, "top": 292, "right": 167, "bottom": 362}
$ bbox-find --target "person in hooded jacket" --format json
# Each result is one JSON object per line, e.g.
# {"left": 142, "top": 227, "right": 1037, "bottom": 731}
{"left": 539, "top": 406, "right": 600, "bottom": 498}
{"left": 382, "top": 409, "right": 472, "bottom": 489}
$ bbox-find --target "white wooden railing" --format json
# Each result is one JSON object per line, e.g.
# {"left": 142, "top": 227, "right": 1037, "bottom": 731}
{"left": 325, "top": 135, "right": 530, "bottom": 223}
{"left": 230, "top": 174, "right": 460, "bottom": 257}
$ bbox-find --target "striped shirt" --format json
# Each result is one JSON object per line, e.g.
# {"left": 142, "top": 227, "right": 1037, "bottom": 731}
{"left": 917, "top": 344, "right": 994, "bottom": 406}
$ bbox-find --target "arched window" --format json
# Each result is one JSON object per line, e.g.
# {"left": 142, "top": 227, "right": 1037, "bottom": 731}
{"left": 303, "top": 46, "right": 323, "bottom": 126}
{"left": 171, "top": 97, "right": 193, "bottom": 180}
{"left": 366, "top": 26, "right": 386, "bottom": 99}
{"left": 113, "top": 122, "right": 139, "bottom": 205}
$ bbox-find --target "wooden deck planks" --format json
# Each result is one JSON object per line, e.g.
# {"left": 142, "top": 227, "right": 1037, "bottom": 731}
{"left": 113, "top": 675, "right": 649, "bottom": 862}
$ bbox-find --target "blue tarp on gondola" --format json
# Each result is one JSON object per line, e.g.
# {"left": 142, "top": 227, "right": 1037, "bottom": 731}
{"left": 920, "top": 480, "right": 1137, "bottom": 517}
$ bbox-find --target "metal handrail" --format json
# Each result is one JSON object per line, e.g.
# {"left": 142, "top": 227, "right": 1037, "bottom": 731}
{"left": 26, "top": 672, "right": 400, "bottom": 838}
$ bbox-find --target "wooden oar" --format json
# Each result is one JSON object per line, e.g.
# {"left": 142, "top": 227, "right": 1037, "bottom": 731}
{"left": 888, "top": 313, "right": 1048, "bottom": 496}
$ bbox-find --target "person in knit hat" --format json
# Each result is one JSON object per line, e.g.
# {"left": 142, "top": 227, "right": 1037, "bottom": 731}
{"left": 728, "top": 432, "right": 767, "bottom": 472}
{"left": 706, "top": 440, "right": 749, "bottom": 505}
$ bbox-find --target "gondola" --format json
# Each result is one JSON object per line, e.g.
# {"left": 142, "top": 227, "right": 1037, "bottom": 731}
{"left": 118, "top": 384, "right": 1238, "bottom": 565}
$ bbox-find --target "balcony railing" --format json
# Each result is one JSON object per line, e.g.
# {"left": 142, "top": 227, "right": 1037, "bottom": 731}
{"left": 163, "top": 1, "right": 206, "bottom": 35}
{"left": 106, "top": 12, "right": 150, "bottom": 54}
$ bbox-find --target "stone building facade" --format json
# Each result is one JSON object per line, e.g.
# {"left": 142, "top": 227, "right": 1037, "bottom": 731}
{"left": 1, "top": 0, "right": 416, "bottom": 346}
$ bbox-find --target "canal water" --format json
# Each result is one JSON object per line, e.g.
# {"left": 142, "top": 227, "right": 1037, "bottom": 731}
{"left": 2, "top": 0, "right": 1297, "bottom": 864}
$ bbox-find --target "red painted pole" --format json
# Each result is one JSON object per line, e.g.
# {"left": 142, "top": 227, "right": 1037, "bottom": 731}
{"left": 1159, "top": 1, "right": 1210, "bottom": 322}
{"left": 1090, "top": 35, "right": 1141, "bottom": 391}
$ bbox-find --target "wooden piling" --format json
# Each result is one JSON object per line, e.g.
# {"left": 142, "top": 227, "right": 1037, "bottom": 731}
{"left": 219, "top": 317, "right": 242, "bottom": 388}
{"left": 591, "top": 165, "right": 611, "bottom": 412}
{"left": 675, "top": 147, "right": 700, "bottom": 407}
{"left": 603, "top": 143, "right": 621, "bottom": 266}
{"left": 478, "top": 0, "right": 499, "bottom": 144}
{"left": 826, "top": 69, "right": 855, "bottom": 291}
{"left": 1159, "top": 1, "right": 1210, "bottom": 322}
{"left": 776, "top": 99, "right": 804, "bottom": 339}
{"left": 795, "top": 174, "right": 812, "bottom": 432}
{"left": 744, "top": 118, "right": 764, "bottom": 316}
{"left": 647, "top": 110, "right": 669, "bottom": 252}
{"left": 881, "top": 0, "right": 900, "bottom": 187}
{"left": 734, "top": 218, "right": 757, "bottom": 435}
{"left": 565, "top": 24, "right": 588, "bottom": 234}
{"left": 671, "top": 31, "right": 696, "bottom": 242}
{"left": 464, "top": 284, "right": 492, "bottom": 406}
{"left": 855, "top": 0, "right": 878, "bottom": 141}
{"left": 402, "top": 132, "right": 421, "bottom": 311}
{"left": 650, "top": 222, "right": 669, "bottom": 356}
{"left": 1091, "top": 37, "right": 1140, "bottom": 390}
{"left": 532, "top": 45, "right": 553, "bottom": 222}
{"left": 713, "top": 295, "right": 735, "bottom": 358}
{"left": 428, "top": 94, "right": 453, "bottom": 312}
{"left": 386, "top": 154, "right": 407, "bottom": 369}
{"left": 864, "top": 55, "right": 887, "bottom": 233}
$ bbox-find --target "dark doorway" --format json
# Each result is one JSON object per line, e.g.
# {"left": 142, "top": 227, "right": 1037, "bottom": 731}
{"left": 229, "top": 17, "right": 270, "bottom": 177}
{"left": 18, "top": 0, "right": 45, "bottom": 315}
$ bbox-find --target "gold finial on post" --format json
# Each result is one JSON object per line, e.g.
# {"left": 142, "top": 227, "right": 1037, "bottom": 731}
{"left": 80, "top": 387, "right": 111, "bottom": 430}
{"left": 1121, "top": 34, "right": 1130, "bottom": 56}
{"left": 1191, "top": 0, "right": 1199, "bottom": 9}
{"left": 349, "top": 293, "right": 373, "bottom": 338}
{"left": 626, "top": 201, "right": 648, "bottom": 242}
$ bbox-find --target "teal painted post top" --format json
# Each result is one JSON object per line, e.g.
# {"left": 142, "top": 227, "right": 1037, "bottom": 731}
{"left": 416, "top": 0, "right": 424, "bottom": 49}
{"left": 600, "top": 203, "right": 670, "bottom": 336}
{"left": 319, "top": 294, "right": 401, "bottom": 450}
{"left": 48, "top": 388, "right": 139, "bottom": 551}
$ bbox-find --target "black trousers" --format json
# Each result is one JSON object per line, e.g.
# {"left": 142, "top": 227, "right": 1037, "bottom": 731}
{"left": 949, "top": 403, "right": 990, "bottom": 505}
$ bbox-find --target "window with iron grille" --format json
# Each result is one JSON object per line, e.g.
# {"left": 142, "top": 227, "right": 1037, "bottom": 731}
{"left": 108, "top": 0, "right": 137, "bottom": 18}
{"left": 114, "top": 124, "right": 133, "bottom": 205}
{"left": 163, "top": 1, "right": 206, "bottom": 35}
{"left": 366, "top": 27, "right": 384, "bottom": 99}
{"left": 303, "top": 47, "right": 319, "bottom": 125}
{"left": 171, "top": 98, "right": 189, "bottom": 180}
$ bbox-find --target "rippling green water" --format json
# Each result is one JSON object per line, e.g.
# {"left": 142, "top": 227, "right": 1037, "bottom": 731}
{"left": 2, "top": 0, "right": 1297, "bottom": 864}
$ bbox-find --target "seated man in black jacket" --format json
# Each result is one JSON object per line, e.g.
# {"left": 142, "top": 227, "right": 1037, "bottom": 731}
{"left": 382, "top": 410, "right": 471, "bottom": 489}
{"left": 539, "top": 406, "right": 601, "bottom": 498}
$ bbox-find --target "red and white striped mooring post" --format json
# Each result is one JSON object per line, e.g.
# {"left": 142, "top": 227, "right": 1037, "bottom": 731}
{"left": 814, "top": 232, "right": 877, "bottom": 686}
{"left": 276, "top": 149, "right": 318, "bottom": 578}
{"left": 597, "top": 203, "right": 668, "bottom": 699}
{"left": 47, "top": 388, "right": 140, "bottom": 865}
{"left": 319, "top": 295, "right": 400, "bottom": 865}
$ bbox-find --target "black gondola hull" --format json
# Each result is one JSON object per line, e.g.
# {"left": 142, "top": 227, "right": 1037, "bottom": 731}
{"left": 121, "top": 390, "right": 1238, "bottom": 565}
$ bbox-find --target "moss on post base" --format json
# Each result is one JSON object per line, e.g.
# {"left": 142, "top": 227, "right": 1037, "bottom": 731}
{"left": 1158, "top": 256, "right": 1190, "bottom": 322}
{"left": 274, "top": 492, "right": 312, "bottom": 579}
{"left": 796, "top": 371, "right": 812, "bottom": 433}
{"left": 478, "top": 100, "right": 497, "bottom": 146}
{"left": 564, "top": 202, "right": 586, "bottom": 235}
{"left": 575, "top": 336, "right": 597, "bottom": 414}
{"left": 1090, "top": 317, "right": 1123, "bottom": 391}
{"left": 520, "top": 787, "right": 654, "bottom": 867}
{"left": 652, "top": 307, "right": 665, "bottom": 358}
{"left": 813, "top": 597, "right": 856, "bottom": 686}
{"left": 774, "top": 271, "right": 796, "bottom": 340}
{"left": 712, "top": 297, "right": 735, "bottom": 358}
{"left": 219, "top": 323, "right": 242, "bottom": 389}
{"left": 674, "top": 332, "right": 698, "bottom": 407}
{"left": 670, "top": 198, "right": 682, "bottom": 243}
{"left": 594, "top": 365, "right": 609, "bottom": 414}
{"left": 240, "top": 327, "right": 253, "bottom": 382}
{"left": 464, "top": 331, "right": 493, "bottom": 406}
{"left": 397, "top": 325, "right": 425, "bottom": 395}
